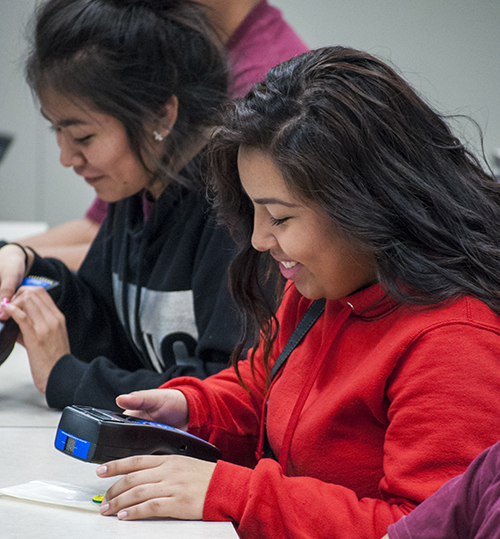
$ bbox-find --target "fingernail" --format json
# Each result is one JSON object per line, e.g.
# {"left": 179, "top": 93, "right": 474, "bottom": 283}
{"left": 96, "top": 465, "right": 107, "bottom": 475}
{"left": 100, "top": 503, "right": 109, "bottom": 513}
{"left": 1, "top": 298, "right": 10, "bottom": 306}
{"left": 118, "top": 510, "right": 128, "bottom": 520}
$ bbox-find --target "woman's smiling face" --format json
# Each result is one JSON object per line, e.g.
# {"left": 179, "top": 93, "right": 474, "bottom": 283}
{"left": 40, "top": 89, "right": 153, "bottom": 202}
{"left": 237, "top": 147, "right": 377, "bottom": 300}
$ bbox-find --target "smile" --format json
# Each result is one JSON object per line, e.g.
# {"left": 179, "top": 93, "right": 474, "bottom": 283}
{"left": 282, "top": 261, "right": 298, "bottom": 269}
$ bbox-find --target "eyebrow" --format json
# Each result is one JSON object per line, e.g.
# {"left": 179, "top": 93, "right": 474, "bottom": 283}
{"left": 253, "top": 197, "right": 300, "bottom": 208}
{"left": 40, "top": 109, "right": 89, "bottom": 128}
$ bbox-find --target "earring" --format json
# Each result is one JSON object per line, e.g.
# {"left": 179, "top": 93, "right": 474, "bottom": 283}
{"left": 153, "top": 130, "right": 164, "bottom": 141}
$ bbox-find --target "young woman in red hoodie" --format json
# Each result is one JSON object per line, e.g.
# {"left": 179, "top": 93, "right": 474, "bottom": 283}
{"left": 96, "top": 46, "right": 500, "bottom": 538}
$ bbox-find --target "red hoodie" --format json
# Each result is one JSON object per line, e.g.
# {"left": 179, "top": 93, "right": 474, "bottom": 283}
{"left": 162, "top": 283, "right": 500, "bottom": 538}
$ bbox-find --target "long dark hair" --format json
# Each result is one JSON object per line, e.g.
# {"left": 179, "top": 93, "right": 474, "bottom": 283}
{"left": 26, "top": 0, "right": 228, "bottom": 188}
{"left": 208, "top": 46, "right": 500, "bottom": 373}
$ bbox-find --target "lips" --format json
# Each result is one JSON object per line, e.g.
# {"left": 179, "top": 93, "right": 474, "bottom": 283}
{"left": 83, "top": 175, "right": 105, "bottom": 186}
{"left": 278, "top": 260, "right": 302, "bottom": 280}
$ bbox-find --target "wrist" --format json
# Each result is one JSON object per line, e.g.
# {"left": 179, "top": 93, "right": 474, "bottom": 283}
{"left": 6, "top": 242, "right": 36, "bottom": 277}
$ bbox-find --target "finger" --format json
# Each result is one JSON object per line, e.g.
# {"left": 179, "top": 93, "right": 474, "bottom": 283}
{"left": 0, "top": 277, "right": 20, "bottom": 303}
{"left": 0, "top": 280, "right": 20, "bottom": 318}
{"left": 6, "top": 294, "right": 45, "bottom": 335}
{"left": 105, "top": 497, "right": 180, "bottom": 521}
{"left": 12, "top": 288, "right": 65, "bottom": 331}
{"left": 3, "top": 301, "right": 31, "bottom": 330}
{"left": 0, "top": 297, "right": 11, "bottom": 319}
{"left": 116, "top": 390, "right": 166, "bottom": 415}
{"left": 101, "top": 476, "right": 196, "bottom": 520}
{"left": 96, "top": 455, "right": 166, "bottom": 479}
{"left": 99, "top": 455, "right": 213, "bottom": 521}
{"left": 116, "top": 389, "right": 188, "bottom": 429}
{"left": 101, "top": 472, "right": 164, "bottom": 512}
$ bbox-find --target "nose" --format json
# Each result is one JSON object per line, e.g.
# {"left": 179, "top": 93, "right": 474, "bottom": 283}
{"left": 58, "top": 134, "right": 85, "bottom": 169}
{"left": 251, "top": 211, "right": 278, "bottom": 252}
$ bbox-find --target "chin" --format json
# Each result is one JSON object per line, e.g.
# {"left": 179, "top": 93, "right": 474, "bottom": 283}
{"left": 295, "top": 284, "right": 324, "bottom": 300}
{"left": 93, "top": 191, "right": 122, "bottom": 203}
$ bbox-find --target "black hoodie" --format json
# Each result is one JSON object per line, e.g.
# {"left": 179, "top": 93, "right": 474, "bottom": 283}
{"left": 29, "top": 165, "right": 242, "bottom": 410}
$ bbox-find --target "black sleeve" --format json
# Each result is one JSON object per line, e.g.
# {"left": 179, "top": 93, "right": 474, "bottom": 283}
{"left": 45, "top": 351, "right": 228, "bottom": 411}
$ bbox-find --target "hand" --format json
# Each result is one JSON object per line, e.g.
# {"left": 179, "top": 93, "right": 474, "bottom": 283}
{"left": 116, "top": 389, "right": 189, "bottom": 431}
{"left": 2, "top": 286, "right": 70, "bottom": 393}
{"left": 0, "top": 244, "right": 29, "bottom": 317}
{"left": 97, "top": 455, "right": 217, "bottom": 521}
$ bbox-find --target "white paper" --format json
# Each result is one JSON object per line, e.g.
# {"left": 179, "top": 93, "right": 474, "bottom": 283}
{"left": 0, "top": 480, "right": 103, "bottom": 511}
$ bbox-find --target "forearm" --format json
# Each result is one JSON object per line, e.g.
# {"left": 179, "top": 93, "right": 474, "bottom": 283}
{"left": 204, "top": 459, "right": 406, "bottom": 538}
{"left": 19, "top": 218, "right": 99, "bottom": 248}
{"left": 46, "top": 353, "right": 179, "bottom": 410}
{"left": 162, "top": 360, "right": 265, "bottom": 467}
{"left": 19, "top": 218, "right": 98, "bottom": 271}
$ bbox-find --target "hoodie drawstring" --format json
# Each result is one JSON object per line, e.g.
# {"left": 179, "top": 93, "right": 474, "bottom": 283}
{"left": 277, "top": 303, "right": 354, "bottom": 472}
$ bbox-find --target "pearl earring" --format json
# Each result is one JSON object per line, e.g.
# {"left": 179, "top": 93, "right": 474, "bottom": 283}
{"left": 153, "top": 130, "right": 164, "bottom": 141}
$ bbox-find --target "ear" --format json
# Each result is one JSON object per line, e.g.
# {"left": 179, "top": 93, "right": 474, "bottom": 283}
{"left": 159, "top": 94, "right": 179, "bottom": 137}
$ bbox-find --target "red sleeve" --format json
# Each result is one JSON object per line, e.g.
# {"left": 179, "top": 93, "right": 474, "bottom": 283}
{"left": 85, "top": 197, "right": 108, "bottom": 224}
{"left": 161, "top": 362, "right": 265, "bottom": 469}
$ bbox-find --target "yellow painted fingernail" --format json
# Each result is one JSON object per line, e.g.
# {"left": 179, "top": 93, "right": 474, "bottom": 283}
{"left": 92, "top": 494, "right": 105, "bottom": 504}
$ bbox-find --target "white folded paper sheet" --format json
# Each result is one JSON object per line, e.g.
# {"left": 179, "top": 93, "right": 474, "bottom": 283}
{"left": 0, "top": 480, "right": 102, "bottom": 511}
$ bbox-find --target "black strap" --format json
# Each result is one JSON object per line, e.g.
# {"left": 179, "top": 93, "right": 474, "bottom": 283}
{"left": 263, "top": 298, "right": 326, "bottom": 459}
{"left": 269, "top": 298, "right": 326, "bottom": 384}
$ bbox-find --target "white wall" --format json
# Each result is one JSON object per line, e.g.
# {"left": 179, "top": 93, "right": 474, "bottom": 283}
{"left": 1, "top": 0, "right": 499, "bottom": 226}
{"left": 273, "top": 0, "right": 500, "bottom": 166}
{"left": 0, "top": 0, "right": 95, "bottom": 226}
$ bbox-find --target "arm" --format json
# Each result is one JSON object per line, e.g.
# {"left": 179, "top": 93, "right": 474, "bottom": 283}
{"left": 169, "top": 319, "right": 500, "bottom": 537}
{"left": 18, "top": 217, "right": 99, "bottom": 271}
{"left": 20, "top": 246, "right": 163, "bottom": 410}
{"left": 95, "top": 376, "right": 258, "bottom": 521}
{"left": 16, "top": 197, "right": 108, "bottom": 271}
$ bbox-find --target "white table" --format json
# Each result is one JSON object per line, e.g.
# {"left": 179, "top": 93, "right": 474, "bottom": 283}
{"left": 0, "top": 347, "right": 238, "bottom": 538}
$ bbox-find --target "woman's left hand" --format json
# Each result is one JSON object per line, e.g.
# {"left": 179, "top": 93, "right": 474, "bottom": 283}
{"left": 2, "top": 285, "right": 70, "bottom": 393}
{"left": 97, "top": 455, "right": 217, "bottom": 521}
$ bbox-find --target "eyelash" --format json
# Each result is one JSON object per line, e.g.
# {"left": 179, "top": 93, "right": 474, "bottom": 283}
{"left": 270, "top": 216, "right": 290, "bottom": 226}
{"left": 48, "top": 126, "right": 92, "bottom": 144}
{"left": 74, "top": 135, "right": 92, "bottom": 144}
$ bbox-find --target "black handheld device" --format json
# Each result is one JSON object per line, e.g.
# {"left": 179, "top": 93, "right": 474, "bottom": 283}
{"left": 55, "top": 405, "right": 221, "bottom": 464}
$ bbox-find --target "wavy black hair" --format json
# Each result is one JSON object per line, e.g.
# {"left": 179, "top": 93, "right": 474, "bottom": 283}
{"left": 26, "top": 0, "right": 228, "bottom": 188}
{"left": 208, "top": 46, "right": 500, "bottom": 374}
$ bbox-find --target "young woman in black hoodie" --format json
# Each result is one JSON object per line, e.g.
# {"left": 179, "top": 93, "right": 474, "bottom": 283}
{"left": 0, "top": 0, "right": 252, "bottom": 410}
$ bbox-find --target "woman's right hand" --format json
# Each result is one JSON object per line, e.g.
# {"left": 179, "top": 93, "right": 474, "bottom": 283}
{"left": 0, "top": 244, "right": 31, "bottom": 316}
{"left": 115, "top": 389, "right": 189, "bottom": 431}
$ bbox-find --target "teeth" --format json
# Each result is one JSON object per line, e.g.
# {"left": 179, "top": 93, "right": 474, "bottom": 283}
{"left": 282, "top": 261, "right": 297, "bottom": 269}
